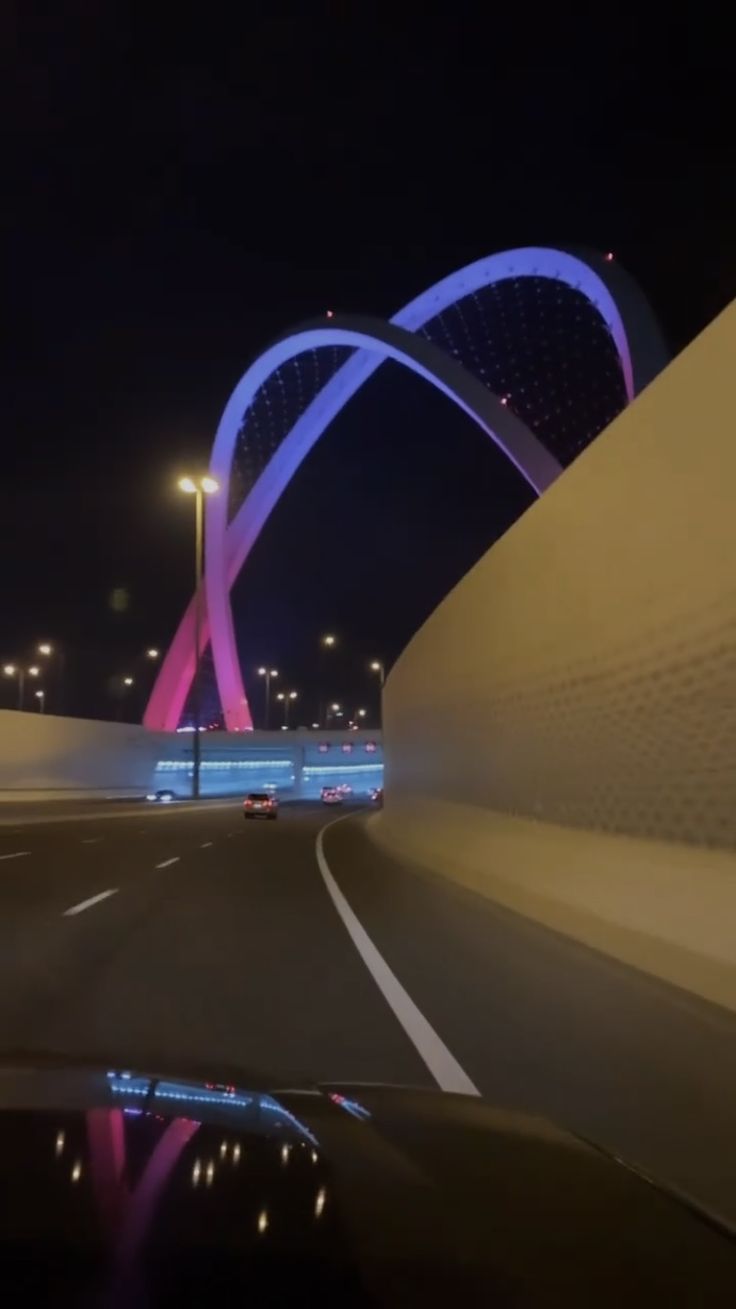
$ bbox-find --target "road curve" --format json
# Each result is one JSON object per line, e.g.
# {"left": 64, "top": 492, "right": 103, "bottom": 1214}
{"left": 1, "top": 798, "right": 736, "bottom": 1227}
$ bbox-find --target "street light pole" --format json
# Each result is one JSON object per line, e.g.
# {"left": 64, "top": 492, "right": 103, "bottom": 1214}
{"left": 257, "top": 667, "right": 279, "bottom": 729}
{"left": 370, "top": 660, "right": 385, "bottom": 727}
{"left": 326, "top": 701, "right": 341, "bottom": 726}
{"left": 178, "top": 475, "right": 219, "bottom": 799}
{"left": 192, "top": 484, "right": 204, "bottom": 800}
{"left": 3, "top": 663, "right": 40, "bottom": 711}
{"left": 38, "top": 643, "right": 65, "bottom": 714}
{"left": 369, "top": 659, "right": 385, "bottom": 687}
{"left": 319, "top": 634, "right": 337, "bottom": 727}
{"left": 276, "top": 690, "right": 298, "bottom": 728}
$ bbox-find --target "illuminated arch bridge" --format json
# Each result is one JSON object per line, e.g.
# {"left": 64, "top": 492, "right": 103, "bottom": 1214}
{"left": 145, "top": 247, "right": 667, "bottom": 733}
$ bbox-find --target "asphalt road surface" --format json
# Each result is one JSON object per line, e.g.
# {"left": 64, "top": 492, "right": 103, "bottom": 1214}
{"left": 1, "top": 797, "right": 736, "bottom": 1227}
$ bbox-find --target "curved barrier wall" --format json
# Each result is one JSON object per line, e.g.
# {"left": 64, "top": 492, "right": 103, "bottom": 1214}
{"left": 372, "top": 302, "right": 736, "bottom": 1008}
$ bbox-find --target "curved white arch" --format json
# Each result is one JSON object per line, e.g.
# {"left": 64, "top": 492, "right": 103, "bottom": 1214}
{"left": 206, "top": 317, "right": 561, "bottom": 729}
{"left": 145, "top": 247, "right": 667, "bottom": 732}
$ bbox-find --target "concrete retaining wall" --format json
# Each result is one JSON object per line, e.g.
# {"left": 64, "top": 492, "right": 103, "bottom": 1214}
{"left": 373, "top": 302, "right": 736, "bottom": 1009}
{"left": 0, "top": 710, "right": 383, "bottom": 801}
{"left": 0, "top": 710, "right": 159, "bottom": 800}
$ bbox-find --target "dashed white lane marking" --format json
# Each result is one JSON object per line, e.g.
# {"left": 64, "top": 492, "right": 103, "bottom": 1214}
{"left": 63, "top": 889, "right": 118, "bottom": 917}
{"left": 200, "top": 842, "right": 213, "bottom": 849}
{"left": 81, "top": 837, "right": 103, "bottom": 844}
{"left": 0, "top": 851, "right": 31, "bottom": 862}
{"left": 155, "top": 857, "right": 180, "bottom": 869}
{"left": 316, "top": 815, "right": 479, "bottom": 1097}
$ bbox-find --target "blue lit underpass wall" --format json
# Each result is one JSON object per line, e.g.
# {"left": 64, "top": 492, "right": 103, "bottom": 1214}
{"left": 372, "top": 302, "right": 736, "bottom": 1011}
{"left": 150, "top": 730, "right": 383, "bottom": 800}
{"left": 0, "top": 715, "right": 381, "bottom": 801}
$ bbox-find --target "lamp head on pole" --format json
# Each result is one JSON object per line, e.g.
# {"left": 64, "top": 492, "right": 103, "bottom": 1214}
{"left": 178, "top": 475, "right": 219, "bottom": 495}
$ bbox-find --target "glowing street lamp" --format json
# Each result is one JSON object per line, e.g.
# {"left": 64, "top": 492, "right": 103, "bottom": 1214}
{"left": 318, "top": 634, "right": 338, "bottom": 726}
{"left": 3, "top": 663, "right": 39, "bottom": 710}
{"left": 369, "top": 660, "right": 385, "bottom": 686}
{"left": 3, "top": 664, "right": 20, "bottom": 710}
{"left": 146, "top": 648, "right": 160, "bottom": 659}
{"left": 276, "top": 689, "right": 298, "bottom": 728}
{"left": 369, "top": 660, "right": 385, "bottom": 728}
{"left": 257, "top": 666, "right": 279, "bottom": 729}
{"left": 123, "top": 676, "right": 134, "bottom": 687}
{"left": 178, "top": 474, "right": 220, "bottom": 797}
{"left": 36, "top": 642, "right": 65, "bottom": 713}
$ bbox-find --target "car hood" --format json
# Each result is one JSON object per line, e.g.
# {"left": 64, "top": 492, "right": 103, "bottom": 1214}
{"left": 0, "top": 1057, "right": 734, "bottom": 1305}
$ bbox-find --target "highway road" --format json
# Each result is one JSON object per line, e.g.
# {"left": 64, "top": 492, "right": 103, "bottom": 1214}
{"left": 1, "top": 797, "right": 736, "bottom": 1226}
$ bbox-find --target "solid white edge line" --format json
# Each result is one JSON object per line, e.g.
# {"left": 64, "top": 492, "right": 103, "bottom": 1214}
{"left": 0, "top": 851, "right": 31, "bottom": 861}
{"left": 200, "top": 841, "right": 213, "bottom": 848}
{"left": 63, "top": 888, "right": 118, "bottom": 917}
{"left": 155, "top": 857, "right": 180, "bottom": 869}
{"left": 316, "top": 814, "right": 479, "bottom": 1096}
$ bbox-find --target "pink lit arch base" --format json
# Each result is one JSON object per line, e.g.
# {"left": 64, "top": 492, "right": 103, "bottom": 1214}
{"left": 145, "top": 247, "right": 667, "bottom": 731}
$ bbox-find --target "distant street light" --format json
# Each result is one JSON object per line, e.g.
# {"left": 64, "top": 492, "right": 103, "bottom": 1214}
{"left": 123, "top": 676, "right": 134, "bottom": 687}
{"left": 146, "top": 648, "right": 160, "bottom": 659}
{"left": 35, "top": 689, "right": 45, "bottom": 713}
{"left": 370, "top": 660, "right": 385, "bottom": 727}
{"left": 356, "top": 708, "right": 367, "bottom": 719}
{"left": 257, "top": 666, "right": 279, "bottom": 729}
{"left": 369, "top": 660, "right": 385, "bottom": 686}
{"left": 319, "top": 634, "right": 338, "bottom": 725}
{"left": 37, "top": 642, "right": 65, "bottom": 714}
{"left": 276, "top": 689, "right": 298, "bottom": 727}
{"left": 3, "top": 664, "right": 21, "bottom": 710}
{"left": 178, "top": 473, "right": 220, "bottom": 797}
{"left": 3, "top": 663, "right": 39, "bottom": 710}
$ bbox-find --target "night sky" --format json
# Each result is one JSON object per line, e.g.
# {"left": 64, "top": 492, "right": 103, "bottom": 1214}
{"left": 3, "top": 8, "right": 734, "bottom": 724}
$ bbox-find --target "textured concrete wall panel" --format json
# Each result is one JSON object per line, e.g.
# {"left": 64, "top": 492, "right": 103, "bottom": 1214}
{"left": 383, "top": 302, "right": 736, "bottom": 849}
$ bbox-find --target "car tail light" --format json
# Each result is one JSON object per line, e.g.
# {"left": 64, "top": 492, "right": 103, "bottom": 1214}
{"left": 244, "top": 799, "right": 253, "bottom": 807}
